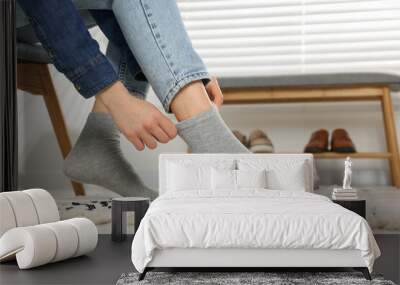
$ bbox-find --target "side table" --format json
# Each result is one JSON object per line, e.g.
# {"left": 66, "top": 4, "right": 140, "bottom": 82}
{"left": 332, "top": 199, "right": 366, "bottom": 218}
{"left": 112, "top": 197, "right": 150, "bottom": 242}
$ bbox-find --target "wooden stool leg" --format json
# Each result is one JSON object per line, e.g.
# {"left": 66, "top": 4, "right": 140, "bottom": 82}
{"left": 381, "top": 87, "right": 400, "bottom": 188}
{"left": 38, "top": 65, "right": 85, "bottom": 196}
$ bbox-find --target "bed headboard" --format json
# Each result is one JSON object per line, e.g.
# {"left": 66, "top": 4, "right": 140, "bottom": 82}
{"left": 159, "top": 153, "right": 314, "bottom": 195}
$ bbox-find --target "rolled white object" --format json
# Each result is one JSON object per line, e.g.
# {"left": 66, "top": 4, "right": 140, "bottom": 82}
{"left": 0, "top": 196, "right": 17, "bottom": 237}
{"left": 23, "top": 189, "right": 60, "bottom": 223}
{"left": 42, "top": 221, "right": 79, "bottom": 262}
{"left": 0, "top": 189, "right": 60, "bottom": 238}
{"left": 1, "top": 191, "right": 39, "bottom": 227}
{"left": 0, "top": 226, "right": 57, "bottom": 268}
{"left": 64, "top": 218, "right": 98, "bottom": 257}
{"left": 0, "top": 218, "right": 97, "bottom": 269}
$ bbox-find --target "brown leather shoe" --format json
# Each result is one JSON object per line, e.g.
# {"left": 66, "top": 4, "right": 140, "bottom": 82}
{"left": 304, "top": 129, "right": 329, "bottom": 153}
{"left": 331, "top": 128, "right": 356, "bottom": 153}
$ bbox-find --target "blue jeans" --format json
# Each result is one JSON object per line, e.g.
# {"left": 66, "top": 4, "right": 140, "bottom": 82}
{"left": 17, "top": 0, "right": 210, "bottom": 111}
{"left": 111, "top": 0, "right": 210, "bottom": 111}
{"left": 89, "top": 9, "right": 150, "bottom": 99}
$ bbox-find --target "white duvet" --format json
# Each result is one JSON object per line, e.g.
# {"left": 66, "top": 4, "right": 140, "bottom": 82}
{"left": 131, "top": 190, "right": 380, "bottom": 272}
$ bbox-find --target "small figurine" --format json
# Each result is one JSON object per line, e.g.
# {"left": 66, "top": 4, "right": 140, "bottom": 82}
{"left": 332, "top": 157, "right": 357, "bottom": 200}
{"left": 342, "top": 157, "right": 352, "bottom": 190}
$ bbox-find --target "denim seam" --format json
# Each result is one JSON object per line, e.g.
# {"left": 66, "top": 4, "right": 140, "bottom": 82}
{"left": 67, "top": 54, "right": 107, "bottom": 81}
{"left": 118, "top": 54, "right": 127, "bottom": 84}
{"left": 139, "top": 0, "right": 178, "bottom": 81}
{"left": 163, "top": 71, "right": 211, "bottom": 112}
{"left": 27, "top": 16, "right": 57, "bottom": 61}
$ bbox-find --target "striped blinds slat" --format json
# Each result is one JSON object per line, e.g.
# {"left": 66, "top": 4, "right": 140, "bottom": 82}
{"left": 177, "top": 0, "right": 400, "bottom": 77}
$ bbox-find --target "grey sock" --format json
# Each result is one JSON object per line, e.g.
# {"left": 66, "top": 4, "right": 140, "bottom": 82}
{"left": 63, "top": 113, "right": 158, "bottom": 200}
{"left": 176, "top": 106, "right": 250, "bottom": 153}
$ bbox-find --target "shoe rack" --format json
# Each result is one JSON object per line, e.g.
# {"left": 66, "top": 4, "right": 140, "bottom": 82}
{"left": 221, "top": 85, "right": 400, "bottom": 188}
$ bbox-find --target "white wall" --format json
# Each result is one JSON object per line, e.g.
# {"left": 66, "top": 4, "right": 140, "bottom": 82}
{"left": 18, "top": 28, "right": 400, "bottom": 193}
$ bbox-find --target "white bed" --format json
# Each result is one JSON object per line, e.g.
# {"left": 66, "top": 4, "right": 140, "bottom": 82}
{"left": 131, "top": 154, "right": 380, "bottom": 280}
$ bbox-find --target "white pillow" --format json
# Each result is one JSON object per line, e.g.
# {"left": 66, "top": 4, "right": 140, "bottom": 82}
{"left": 267, "top": 163, "right": 307, "bottom": 191}
{"left": 211, "top": 169, "right": 268, "bottom": 190}
{"left": 238, "top": 159, "right": 308, "bottom": 191}
{"left": 211, "top": 168, "right": 236, "bottom": 190}
{"left": 167, "top": 163, "right": 212, "bottom": 191}
{"left": 236, "top": 169, "right": 267, "bottom": 189}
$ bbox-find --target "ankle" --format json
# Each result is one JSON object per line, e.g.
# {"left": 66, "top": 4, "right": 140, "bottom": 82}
{"left": 170, "top": 81, "right": 212, "bottom": 121}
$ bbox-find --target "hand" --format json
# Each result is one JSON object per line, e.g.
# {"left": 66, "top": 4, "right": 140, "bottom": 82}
{"left": 205, "top": 77, "right": 223, "bottom": 107}
{"left": 97, "top": 81, "right": 177, "bottom": 150}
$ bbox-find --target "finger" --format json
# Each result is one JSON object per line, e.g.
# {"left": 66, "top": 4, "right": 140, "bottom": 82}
{"left": 158, "top": 115, "right": 178, "bottom": 139}
{"left": 206, "top": 78, "right": 224, "bottom": 107}
{"left": 212, "top": 92, "right": 223, "bottom": 107}
{"left": 151, "top": 126, "right": 170, "bottom": 144}
{"left": 129, "top": 134, "right": 145, "bottom": 151}
{"left": 140, "top": 131, "right": 158, "bottom": 149}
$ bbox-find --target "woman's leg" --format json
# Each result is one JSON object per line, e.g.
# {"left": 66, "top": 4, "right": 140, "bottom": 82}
{"left": 112, "top": 0, "right": 248, "bottom": 153}
{"left": 64, "top": 10, "right": 158, "bottom": 199}
{"left": 112, "top": 0, "right": 209, "bottom": 112}
{"left": 64, "top": 93, "right": 158, "bottom": 200}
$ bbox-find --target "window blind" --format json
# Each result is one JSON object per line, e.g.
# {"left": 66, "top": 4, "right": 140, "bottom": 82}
{"left": 177, "top": 0, "right": 400, "bottom": 77}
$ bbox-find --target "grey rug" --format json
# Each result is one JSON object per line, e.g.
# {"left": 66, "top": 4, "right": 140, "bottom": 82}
{"left": 116, "top": 272, "right": 395, "bottom": 285}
